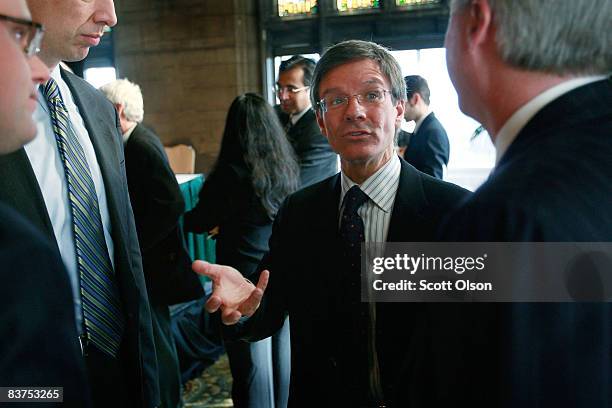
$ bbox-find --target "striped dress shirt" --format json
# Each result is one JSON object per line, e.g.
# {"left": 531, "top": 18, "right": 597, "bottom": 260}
{"left": 339, "top": 153, "right": 401, "bottom": 402}
{"left": 339, "top": 154, "right": 401, "bottom": 243}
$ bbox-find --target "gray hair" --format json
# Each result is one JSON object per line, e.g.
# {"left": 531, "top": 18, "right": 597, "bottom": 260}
{"left": 99, "top": 79, "right": 144, "bottom": 123}
{"left": 310, "top": 40, "right": 407, "bottom": 111}
{"left": 450, "top": 0, "right": 612, "bottom": 75}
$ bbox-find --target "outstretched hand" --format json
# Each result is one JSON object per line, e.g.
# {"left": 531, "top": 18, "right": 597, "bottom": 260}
{"left": 192, "top": 260, "right": 269, "bottom": 325}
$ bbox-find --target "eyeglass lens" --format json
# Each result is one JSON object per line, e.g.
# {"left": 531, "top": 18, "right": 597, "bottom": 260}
{"left": 0, "top": 14, "right": 44, "bottom": 57}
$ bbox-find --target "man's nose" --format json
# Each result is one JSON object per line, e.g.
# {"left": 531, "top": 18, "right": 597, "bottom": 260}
{"left": 343, "top": 96, "right": 366, "bottom": 122}
{"left": 93, "top": 0, "right": 118, "bottom": 28}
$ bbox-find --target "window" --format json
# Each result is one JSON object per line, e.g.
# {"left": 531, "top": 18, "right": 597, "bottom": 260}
{"left": 84, "top": 67, "right": 116, "bottom": 89}
{"left": 278, "top": 0, "right": 318, "bottom": 17}
{"left": 336, "top": 0, "right": 380, "bottom": 12}
{"left": 391, "top": 48, "right": 495, "bottom": 191}
{"left": 396, "top": 0, "right": 440, "bottom": 8}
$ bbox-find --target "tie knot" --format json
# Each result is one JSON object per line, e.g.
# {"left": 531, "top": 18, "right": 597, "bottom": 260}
{"left": 343, "top": 185, "right": 369, "bottom": 215}
{"left": 42, "top": 77, "right": 61, "bottom": 102}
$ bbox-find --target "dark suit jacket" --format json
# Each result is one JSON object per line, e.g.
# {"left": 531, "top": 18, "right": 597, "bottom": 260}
{"left": 0, "top": 70, "right": 159, "bottom": 407}
{"left": 428, "top": 78, "right": 612, "bottom": 407}
{"left": 183, "top": 163, "right": 273, "bottom": 279}
{"left": 124, "top": 124, "right": 203, "bottom": 306}
{"left": 276, "top": 106, "right": 338, "bottom": 188}
{"left": 402, "top": 112, "right": 450, "bottom": 179}
{"left": 0, "top": 203, "right": 91, "bottom": 407}
{"left": 230, "top": 158, "right": 469, "bottom": 406}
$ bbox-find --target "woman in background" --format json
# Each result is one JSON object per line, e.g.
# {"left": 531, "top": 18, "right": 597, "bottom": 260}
{"left": 184, "top": 93, "right": 299, "bottom": 408}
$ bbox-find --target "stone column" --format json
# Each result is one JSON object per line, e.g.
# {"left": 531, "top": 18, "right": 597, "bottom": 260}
{"left": 113, "top": 0, "right": 262, "bottom": 172}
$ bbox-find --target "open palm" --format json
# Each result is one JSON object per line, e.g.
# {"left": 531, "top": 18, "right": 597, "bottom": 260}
{"left": 192, "top": 260, "right": 269, "bottom": 324}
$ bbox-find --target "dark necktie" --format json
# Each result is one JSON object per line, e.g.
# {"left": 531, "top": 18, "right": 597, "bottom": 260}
{"left": 339, "top": 185, "right": 368, "bottom": 267}
{"left": 284, "top": 115, "right": 294, "bottom": 134}
{"left": 43, "top": 78, "right": 124, "bottom": 358}
{"left": 339, "top": 186, "right": 384, "bottom": 404}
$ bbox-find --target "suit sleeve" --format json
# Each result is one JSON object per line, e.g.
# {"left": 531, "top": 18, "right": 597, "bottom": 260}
{"left": 417, "top": 127, "right": 449, "bottom": 179}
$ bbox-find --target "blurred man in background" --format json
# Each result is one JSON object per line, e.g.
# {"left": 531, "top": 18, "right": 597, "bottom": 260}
{"left": 401, "top": 75, "right": 449, "bottom": 179}
{"left": 101, "top": 78, "right": 203, "bottom": 408}
{"left": 276, "top": 55, "right": 338, "bottom": 188}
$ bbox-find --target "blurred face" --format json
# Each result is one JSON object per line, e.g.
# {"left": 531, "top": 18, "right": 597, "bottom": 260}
{"left": 403, "top": 95, "right": 419, "bottom": 122}
{"left": 315, "top": 59, "right": 404, "bottom": 174}
{"left": 0, "top": 0, "right": 50, "bottom": 154}
{"left": 27, "top": 0, "right": 117, "bottom": 67}
{"left": 277, "top": 66, "right": 311, "bottom": 115}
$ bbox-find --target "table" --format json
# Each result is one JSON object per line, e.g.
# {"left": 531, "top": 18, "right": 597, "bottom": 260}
{"left": 177, "top": 174, "right": 216, "bottom": 264}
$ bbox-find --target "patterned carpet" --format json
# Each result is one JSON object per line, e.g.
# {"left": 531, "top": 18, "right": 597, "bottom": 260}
{"left": 182, "top": 354, "right": 233, "bottom": 408}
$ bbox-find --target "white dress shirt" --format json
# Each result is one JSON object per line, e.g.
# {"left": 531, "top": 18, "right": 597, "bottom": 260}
{"left": 339, "top": 154, "right": 401, "bottom": 243}
{"left": 290, "top": 106, "right": 311, "bottom": 126}
{"left": 495, "top": 76, "right": 607, "bottom": 163}
{"left": 24, "top": 66, "right": 115, "bottom": 332}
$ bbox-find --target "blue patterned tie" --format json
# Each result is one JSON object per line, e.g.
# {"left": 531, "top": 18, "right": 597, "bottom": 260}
{"left": 43, "top": 78, "right": 124, "bottom": 358}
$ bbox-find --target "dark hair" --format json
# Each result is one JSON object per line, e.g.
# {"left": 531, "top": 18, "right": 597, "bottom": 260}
{"left": 214, "top": 93, "right": 300, "bottom": 218}
{"left": 311, "top": 40, "right": 407, "bottom": 111}
{"left": 279, "top": 55, "right": 316, "bottom": 86}
{"left": 404, "top": 75, "right": 431, "bottom": 105}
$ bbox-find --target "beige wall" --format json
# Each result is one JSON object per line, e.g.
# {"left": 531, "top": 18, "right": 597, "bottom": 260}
{"left": 113, "top": 0, "right": 261, "bottom": 173}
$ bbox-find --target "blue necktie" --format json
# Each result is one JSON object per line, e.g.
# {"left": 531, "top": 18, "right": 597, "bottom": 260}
{"left": 43, "top": 78, "right": 124, "bottom": 358}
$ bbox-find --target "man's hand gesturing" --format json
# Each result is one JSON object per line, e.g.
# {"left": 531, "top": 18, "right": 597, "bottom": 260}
{"left": 192, "top": 261, "right": 270, "bottom": 325}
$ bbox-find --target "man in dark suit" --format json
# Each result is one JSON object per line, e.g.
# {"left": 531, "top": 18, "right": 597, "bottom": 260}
{"left": 417, "top": 0, "right": 612, "bottom": 406}
{"left": 0, "top": 1, "right": 90, "bottom": 405}
{"left": 400, "top": 75, "right": 449, "bottom": 179}
{"left": 276, "top": 55, "right": 338, "bottom": 188}
{"left": 100, "top": 78, "right": 203, "bottom": 408}
{"left": 0, "top": 1, "right": 159, "bottom": 406}
{"left": 194, "top": 40, "right": 469, "bottom": 406}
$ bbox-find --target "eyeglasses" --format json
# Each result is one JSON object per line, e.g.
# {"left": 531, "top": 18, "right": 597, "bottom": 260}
{"left": 0, "top": 14, "right": 44, "bottom": 57}
{"left": 318, "top": 89, "right": 391, "bottom": 113}
{"left": 275, "top": 85, "right": 309, "bottom": 95}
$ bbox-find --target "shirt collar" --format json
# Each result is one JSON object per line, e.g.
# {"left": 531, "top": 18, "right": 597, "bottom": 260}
{"left": 340, "top": 154, "right": 401, "bottom": 213}
{"left": 413, "top": 110, "right": 432, "bottom": 134}
{"left": 495, "top": 75, "right": 607, "bottom": 163}
{"left": 123, "top": 123, "right": 138, "bottom": 144}
{"left": 291, "top": 106, "right": 311, "bottom": 125}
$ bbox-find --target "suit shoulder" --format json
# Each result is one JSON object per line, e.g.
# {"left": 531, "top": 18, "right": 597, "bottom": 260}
{"left": 61, "top": 69, "right": 117, "bottom": 113}
{"left": 420, "top": 170, "right": 470, "bottom": 203}
{"left": 0, "top": 204, "right": 65, "bottom": 269}
{"left": 129, "top": 125, "right": 165, "bottom": 150}
{"left": 286, "top": 173, "right": 337, "bottom": 204}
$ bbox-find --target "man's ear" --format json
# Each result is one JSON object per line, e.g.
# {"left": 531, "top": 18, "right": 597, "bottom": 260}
{"left": 409, "top": 93, "right": 420, "bottom": 106}
{"left": 467, "top": 0, "right": 493, "bottom": 50}
{"left": 395, "top": 98, "right": 405, "bottom": 128}
{"left": 114, "top": 103, "right": 125, "bottom": 119}
{"left": 315, "top": 109, "right": 328, "bottom": 138}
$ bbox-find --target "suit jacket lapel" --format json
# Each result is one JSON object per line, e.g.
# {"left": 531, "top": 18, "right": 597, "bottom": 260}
{"left": 60, "top": 69, "right": 131, "bottom": 270}
{"left": 288, "top": 108, "right": 314, "bottom": 138}
{"left": 387, "top": 159, "right": 427, "bottom": 242}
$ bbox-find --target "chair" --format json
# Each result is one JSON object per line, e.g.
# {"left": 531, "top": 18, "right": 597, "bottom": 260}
{"left": 165, "top": 144, "right": 196, "bottom": 174}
